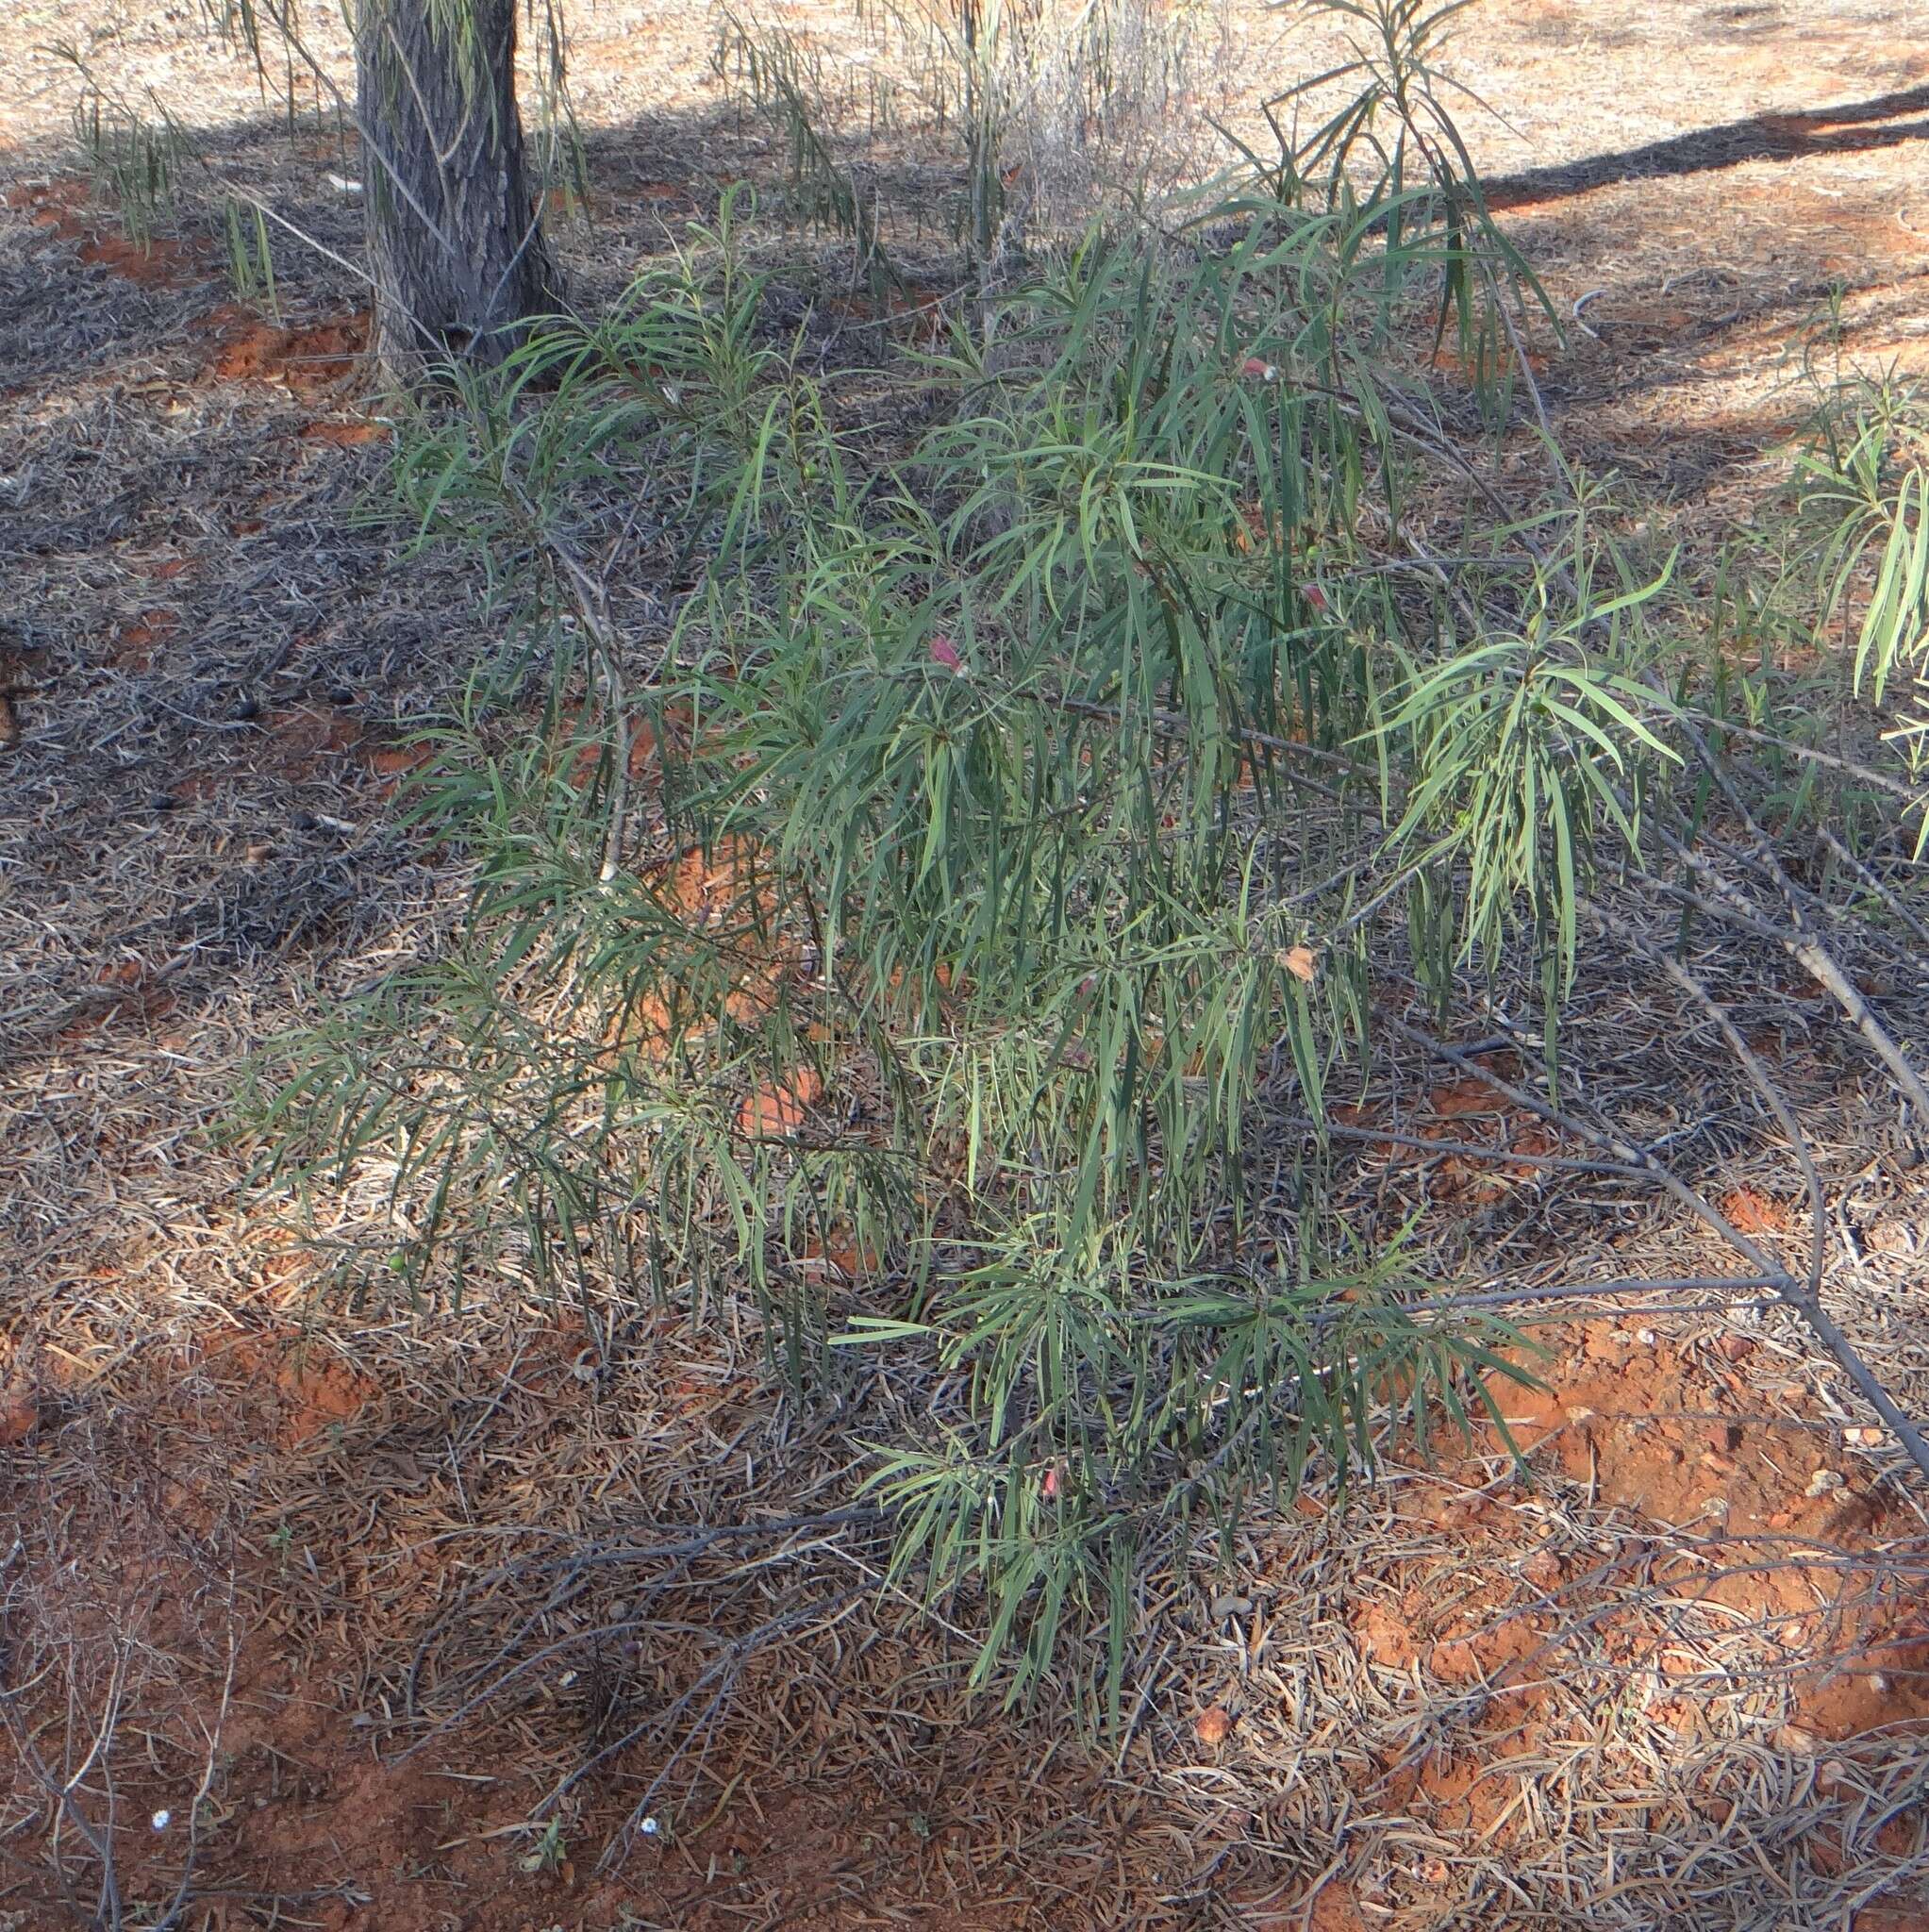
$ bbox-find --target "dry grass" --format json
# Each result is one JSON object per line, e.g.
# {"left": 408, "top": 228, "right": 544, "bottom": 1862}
{"left": 3, "top": 3, "right": 1929, "bottom": 1928}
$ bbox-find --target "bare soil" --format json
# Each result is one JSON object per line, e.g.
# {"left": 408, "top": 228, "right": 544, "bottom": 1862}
{"left": 4, "top": 3, "right": 1929, "bottom": 1928}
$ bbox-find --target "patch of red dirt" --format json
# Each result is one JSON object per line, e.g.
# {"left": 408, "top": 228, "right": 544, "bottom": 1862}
{"left": 76, "top": 226, "right": 201, "bottom": 287}
{"left": 1427, "top": 1076, "right": 1496, "bottom": 1118}
{"left": 1354, "top": 1598, "right": 1421, "bottom": 1671}
{"left": 299, "top": 417, "right": 390, "bottom": 447}
{"left": 261, "top": 703, "right": 363, "bottom": 776}
{"left": 366, "top": 740, "right": 431, "bottom": 782}
{"left": 203, "top": 305, "right": 371, "bottom": 395}
{"left": 0, "top": 1381, "right": 40, "bottom": 1445}
{"left": 1472, "top": 1323, "right": 1875, "bottom": 1542}
{"left": 558, "top": 701, "right": 696, "bottom": 790}
{"left": 1330, "top": 1073, "right": 1570, "bottom": 1201}
{"left": 207, "top": 1325, "right": 379, "bottom": 1449}
{"left": 1721, "top": 1185, "right": 1794, "bottom": 1234}
{"left": 1316, "top": 1307, "right": 1929, "bottom": 1873}
{"left": 0, "top": 1369, "right": 637, "bottom": 1932}
{"left": 1306, "top": 1882, "right": 1371, "bottom": 1932}
{"left": 1466, "top": 1331, "right": 1921, "bottom": 1727}
{"left": 604, "top": 833, "right": 804, "bottom": 1053}
{"left": 55, "top": 959, "right": 178, "bottom": 1042}
{"left": 739, "top": 1066, "right": 822, "bottom": 1137}
{"left": 10, "top": 177, "right": 205, "bottom": 287}
{"left": 112, "top": 608, "right": 179, "bottom": 669}
{"left": 1428, "top": 339, "right": 1550, "bottom": 383}
{"left": 272, "top": 1353, "right": 375, "bottom": 1447}
{"left": 2, "top": 179, "right": 77, "bottom": 215}
{"left": 818, "top": 284, "right": 950, "bottom": 347}
{"left": 1853, "top": 1910, "right": 1929, "bottom": 1932}
{"left": 796, "top": 1228, "right": 879, "bottom": 1278}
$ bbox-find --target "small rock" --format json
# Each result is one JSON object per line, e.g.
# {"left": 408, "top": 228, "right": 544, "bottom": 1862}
{"left": 1804, "top": 1469, "right": 1844, "bottom": 1499}
{"left": 1716, "top": 1333, "right": 1756, "bottom": 1362}
{"left": 1771, "top": 1723, "right": 1819, "bottom": 1756}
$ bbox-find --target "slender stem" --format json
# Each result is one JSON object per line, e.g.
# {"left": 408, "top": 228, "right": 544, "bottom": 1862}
{"left": 1665, "top": 697, "right": 1929, "bottom": 1124}
{"left": 1616, "top": 919, "right": 1929, "bottom": 1481}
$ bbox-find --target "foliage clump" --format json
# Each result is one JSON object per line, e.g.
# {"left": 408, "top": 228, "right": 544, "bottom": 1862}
{"left": 252, "top": 7, "right": 1929, "bottom": 1701}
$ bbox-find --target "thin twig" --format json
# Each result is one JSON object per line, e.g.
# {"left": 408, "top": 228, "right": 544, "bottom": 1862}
{"left": 1602, "top": 915, "right": 1929, "bottom": 1481}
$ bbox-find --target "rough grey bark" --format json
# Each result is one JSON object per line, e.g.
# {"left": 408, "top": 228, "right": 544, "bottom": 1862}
{"left": 355, "top": 0, "right": 560, "bottom": 379}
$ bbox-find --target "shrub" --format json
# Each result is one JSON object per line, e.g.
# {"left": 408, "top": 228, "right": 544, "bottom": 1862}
{"left": 246, "top": 32, "right": 1691, "bottom": 1706}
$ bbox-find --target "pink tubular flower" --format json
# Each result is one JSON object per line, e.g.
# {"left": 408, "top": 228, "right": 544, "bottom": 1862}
{"left": 929, "top": 632, "right": 962, "bottom": 671}
{"left": 1240, "top": 356, "right": 1278, "bottom": 382}
{"left": 1305, "top": 583, "right": 1329, "bottom": 613}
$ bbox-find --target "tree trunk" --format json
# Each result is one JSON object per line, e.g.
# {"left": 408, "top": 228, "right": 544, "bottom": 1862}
{"left": 355, "top": 0, "right": 560, "bottom": 381}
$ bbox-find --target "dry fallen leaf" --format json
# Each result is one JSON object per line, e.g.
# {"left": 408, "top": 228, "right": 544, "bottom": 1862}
{"left": 0, "top": 1385, "right": 39, "bottom": 1446}
{"left": 1281, "top": 944, "right": 1318, "bottom": 984}
{"left": 0, "top": 694, "right": 19, "bottom": 750}
{"left": 1194, "top": 1705, "right": 1232, "bottom": 1747}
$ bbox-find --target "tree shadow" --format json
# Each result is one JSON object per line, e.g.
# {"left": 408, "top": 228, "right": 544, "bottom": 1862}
{"left": 1486, "top": 85, "right": 1929, "bottom": 209}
